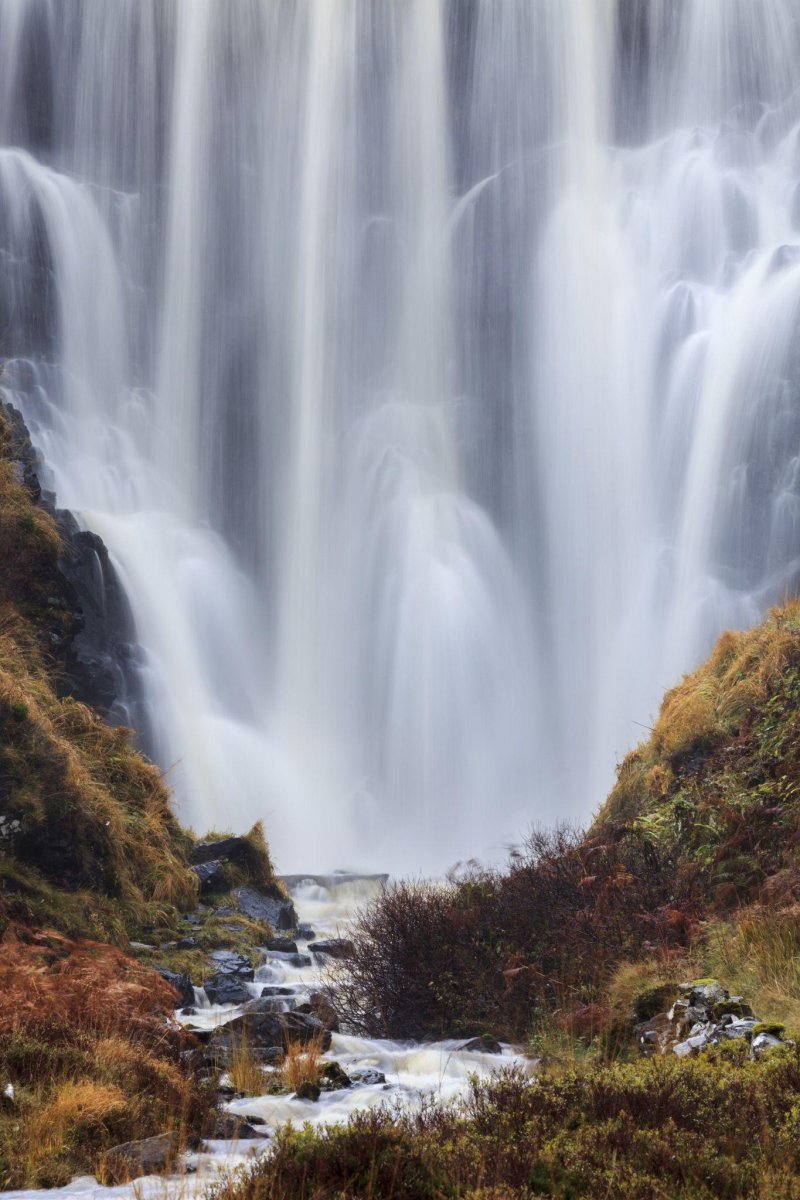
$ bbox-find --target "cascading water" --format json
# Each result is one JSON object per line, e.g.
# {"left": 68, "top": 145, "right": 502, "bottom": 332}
{"left": 1, "top": 1, "right": 799, "bottom": 872}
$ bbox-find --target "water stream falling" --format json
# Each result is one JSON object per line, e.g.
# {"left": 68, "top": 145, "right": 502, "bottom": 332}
{"left": 1, "top": 1, "right": 800, "bottom": 872}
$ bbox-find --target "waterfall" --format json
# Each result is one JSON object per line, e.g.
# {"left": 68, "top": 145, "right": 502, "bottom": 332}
{"left": 1, "top": 0, "right": 799, "bottom": 872}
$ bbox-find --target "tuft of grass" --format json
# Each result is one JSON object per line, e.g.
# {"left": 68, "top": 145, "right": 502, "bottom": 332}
{"left": 704, "top": 908, "right": 800, "bottom": 1037}
{"left": 228, "top": 1033, "right": 268, "bottom": 1097}
{"left": 282, "top": 1037, "right": 324, "bottom": 1094}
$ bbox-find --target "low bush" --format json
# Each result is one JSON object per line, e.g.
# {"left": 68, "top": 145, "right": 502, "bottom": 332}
{"left": 210, "top": 1050, "right": 800, "bottom": 1200}
{"left": 335, "top": 825, "right": 696, "bottom": 1041}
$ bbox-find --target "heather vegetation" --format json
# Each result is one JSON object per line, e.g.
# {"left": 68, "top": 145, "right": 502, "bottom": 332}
{"left": 214, "top": 1052, "right": 800, "bottom": 1200}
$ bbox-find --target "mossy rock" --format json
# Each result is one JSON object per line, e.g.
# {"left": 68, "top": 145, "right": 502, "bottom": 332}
{"left": 712, "top": 1000, "right": 753, "bottom": 1020}
{"left": 753, "top": 1022, "right": 785, "bottom": 1038}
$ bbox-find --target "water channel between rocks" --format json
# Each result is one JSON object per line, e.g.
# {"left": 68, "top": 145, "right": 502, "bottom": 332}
{"left": 2, "top": 876, "right": 530, "bottom": 1200}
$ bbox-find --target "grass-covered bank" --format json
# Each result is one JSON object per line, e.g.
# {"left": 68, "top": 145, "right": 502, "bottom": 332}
{"left": 0, "top": 934, "right": 211, "bottom": 1188}
{"left": 0, "top": 403, "right": 200, "bottom": 943}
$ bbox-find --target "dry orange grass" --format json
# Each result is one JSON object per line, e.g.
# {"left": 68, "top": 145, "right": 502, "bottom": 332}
{"left": 0, "top": 935, "right": 213, "bottom": 1188}
{"left": 228, "top": 1032, "right": 268, "bottom": 1096}
{"left": 597, "top": 599, "right": 800, "bottom": 832}
{"left": 0, "top": 932, "right": 182, "bottom": 1035}
{"left": 651, "top": 600, "right": 800, "bottom": 761}
{"left": 282, "top": 1036, "right": 325, "bottom": 1092}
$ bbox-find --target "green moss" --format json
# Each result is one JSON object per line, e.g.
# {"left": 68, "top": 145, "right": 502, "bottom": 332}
{"left": 753, "top": 1022, "right": 785, "bottom": 1038}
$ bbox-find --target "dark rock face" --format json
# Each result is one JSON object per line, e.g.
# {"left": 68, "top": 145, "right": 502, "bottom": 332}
{"left": 349, "top": 1068, "right": 386, "bottom": 1086}
{"left": 320, "top": 1061, "right": 351, "bottom": 1090}
{"left": 210, "top": 950, "right": 253, "bottom": 977}
{"left": 265, "top": 938, "right": 298, "bottom": 953}
{"left": 203, "top": 975, "right": 252, "bottom": 1006}
{"left": 0, "top": 400, "right": 150, "bottom": 738}
{"left": 462, "top": 1034, "right": 503, "bottom": 1055}
{"left": 208, "top": 1008, "right": 332, "bottom": 1056}
{"left": 154, "top": 967, "right": 195, "bottom": 1009}
{"left": 203, "top": 951, "right": 254, "bottom": 1006}
{"left": 191, "top": 837, "right": 252, "bottom": 867}
{"left": 294, "top": 1080, "right": 320, "bottom": 1102}
{"left": 232, "top": 885, "right": 297, "bottom": 930}
{"left": 212, "top": 1114, "right": 264, "bottom": 1140}
{"left": 192, "top": 860, "right": 228, "bottom": 895}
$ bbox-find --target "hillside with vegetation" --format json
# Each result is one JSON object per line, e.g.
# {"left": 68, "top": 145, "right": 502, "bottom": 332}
{"left": 211, "top": 600, "right": 800, "bottom": 1200}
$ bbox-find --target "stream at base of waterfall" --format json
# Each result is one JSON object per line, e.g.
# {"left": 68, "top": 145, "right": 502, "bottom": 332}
{"left": 1, "top": 876, "right": 531, "bottom": 1200}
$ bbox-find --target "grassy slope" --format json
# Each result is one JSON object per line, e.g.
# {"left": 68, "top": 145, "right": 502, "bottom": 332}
{"left": 597, "top": 600, "right": 800, "bottom": 900}
{"left": 0, "top": 405, "right": 202, "bottom": 942}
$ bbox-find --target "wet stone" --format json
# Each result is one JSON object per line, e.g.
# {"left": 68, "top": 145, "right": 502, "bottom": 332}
{"left": 213, "top": 1113, "right": 263, "bottom": 1140}
{"left": 209, "top": 950, "right": 254, "bottom": 978}
{"left": 203, "top": 975, "right": 252, "bottom": 1006}
{"left": 308, "top": 938, "right": 353, "bottom": 959}
{"left": 154, "top": 967, "right": 195, "bottom": 1008}
{"left": 192, "top": 859, "right": 228, "bottom": 894}
{"left": 349, "top": 1068, "right": 387, "bottom": 1086}
{"left": 320, "top": 1061, "right": 352, "bottom": 1090}
{"left": 752, "top": 1032, "right": 784, "bottom": 1057}
{"left": 232, "top": 885, "right": 298, "bottom": 930}
{"left": 462, "top": 1035, "right": 503, "bottom": 1054}
{"left": 101, "top": 1132, "right": 198, "bottom": 1184}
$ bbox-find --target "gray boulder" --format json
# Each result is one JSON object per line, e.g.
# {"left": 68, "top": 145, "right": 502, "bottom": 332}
{"left": 101, "top": 1133, "right": 197, "bottom": 1183}
{"left": 203, "top": 975, "right": 252, "bottom": 1006}
{"left": 231, "top": 885, "right": 297, "bottom": 931}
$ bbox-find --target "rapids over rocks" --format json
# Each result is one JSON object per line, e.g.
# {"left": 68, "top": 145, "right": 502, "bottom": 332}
{"left": 2, "top": 876, "right": 530, "bottom": 1200}
{"left": 0, "top": 2, "right": 800, "bottom": 874}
